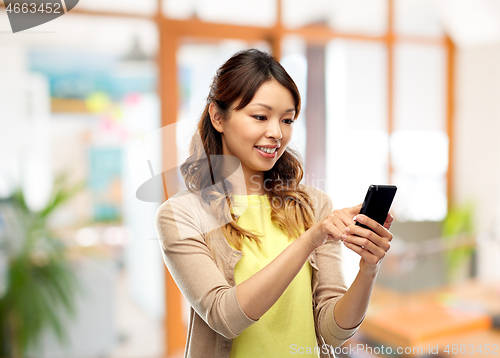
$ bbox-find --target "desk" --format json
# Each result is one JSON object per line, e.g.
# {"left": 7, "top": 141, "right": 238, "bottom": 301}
{"left": 347, "top": 280, "right": 500, "bottom": 357}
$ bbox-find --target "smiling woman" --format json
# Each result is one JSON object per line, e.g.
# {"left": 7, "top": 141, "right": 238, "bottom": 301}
{"left": 155, "top": 48, "right": 394, "bottom": 358}
{"left": 180, "top": 48, "right": 314, "bottom": 252}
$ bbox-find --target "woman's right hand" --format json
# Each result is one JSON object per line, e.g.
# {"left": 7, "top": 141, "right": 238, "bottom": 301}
{"left": 306, "top": 204, "right": 363, "bottom": 249}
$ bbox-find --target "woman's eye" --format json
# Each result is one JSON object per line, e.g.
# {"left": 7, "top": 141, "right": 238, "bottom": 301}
{"left": 253, "top": 116, "right": 294, "bottom": 124}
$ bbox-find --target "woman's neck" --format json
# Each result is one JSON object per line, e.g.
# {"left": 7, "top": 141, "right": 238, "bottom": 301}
{"left": 230, "top": 172, "right": 266, "bottom": 195}
{"left": 221, "top": 157, "right": 266, "bottom": 195}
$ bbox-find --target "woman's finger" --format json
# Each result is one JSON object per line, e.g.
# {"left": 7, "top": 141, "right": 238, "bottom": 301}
{"left": 353, "top": 215, "right": 393, "bottom": 241}
{"left": 342, "top": 233, "right": 386, "bottom": 257}
{"left": 347, "top": 203, "right": 362, "bottom": 218}
{"left": 322, "top": 217, "right": 345, "bottom": 241}
{"left": 330, "top": 213, "right": 348, "bottom": 234}
{"left": 338, "top": 208, "right": 358, "bottom": 230}
{"left": 384, "top": 211, "right": 394, "bottom": 230}
{"left": 342, "top": 240, "right": 380, "bottom": 264}
{"left": 345, "top": 225, "right": 391, "bottom": 252}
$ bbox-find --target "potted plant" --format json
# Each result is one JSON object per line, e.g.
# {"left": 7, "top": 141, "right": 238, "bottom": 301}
{"left": 0, "top": 174, "right": 85, "bottom": 358}
{"left": 441, "top": 200, "right": 476, "bottom": 284}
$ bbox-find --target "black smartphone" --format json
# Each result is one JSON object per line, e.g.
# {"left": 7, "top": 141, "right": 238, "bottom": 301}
{"left": 355, "top": 185, "right": 397, "bottom": 232}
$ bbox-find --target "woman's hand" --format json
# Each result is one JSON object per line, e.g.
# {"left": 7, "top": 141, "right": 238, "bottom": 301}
{"left": 306, "top": 204, "right": 363, "bottom": 249}
{"left": 341, "top": 213, "right": 394, "bottom": 276}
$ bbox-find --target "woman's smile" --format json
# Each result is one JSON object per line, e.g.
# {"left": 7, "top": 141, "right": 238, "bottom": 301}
{"left": 254, "top": 146, "right": 278, "bottom": 158}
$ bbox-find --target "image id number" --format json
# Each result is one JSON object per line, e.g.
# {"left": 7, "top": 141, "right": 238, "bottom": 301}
{"left": 444, "top": 344, "right": 499, "bottom": 355}
{"left": 6, "top": 2, "right": 62, "bottom": 14}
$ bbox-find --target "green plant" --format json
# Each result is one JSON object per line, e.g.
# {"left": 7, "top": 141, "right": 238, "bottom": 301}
{"left": 441, "top": 200, "right": 475, "bottom": 283}
{"left": 0, "top": 174, "right": 85, "bottom": 358}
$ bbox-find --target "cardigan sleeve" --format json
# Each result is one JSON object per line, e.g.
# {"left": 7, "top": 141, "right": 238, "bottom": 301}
{"left": 155, "top": 194, "right": 259, "bottom": 339}
{"left": 309, "top": 187, "right": 364, "bottom": 348}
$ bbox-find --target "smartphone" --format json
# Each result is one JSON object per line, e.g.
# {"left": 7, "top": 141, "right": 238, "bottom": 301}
{"left": 355, "top": 185, "right": 397, "bottom": 232}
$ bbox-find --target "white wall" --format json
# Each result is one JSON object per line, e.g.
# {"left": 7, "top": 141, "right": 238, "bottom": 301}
{"left": 454, "top": 42, "right": 500, "bottom": 279}
{"left": 454, "top": 43, "right": 500, "bottom": 231}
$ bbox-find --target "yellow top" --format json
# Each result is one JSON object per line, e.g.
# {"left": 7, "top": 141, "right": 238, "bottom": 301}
{"left": 228, "top": 194, "right": 319, "bottom": 357}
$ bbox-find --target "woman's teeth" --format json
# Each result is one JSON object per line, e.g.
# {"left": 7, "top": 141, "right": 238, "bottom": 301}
{"left": 256, "top": 146, "right": 277, "bottom": 154}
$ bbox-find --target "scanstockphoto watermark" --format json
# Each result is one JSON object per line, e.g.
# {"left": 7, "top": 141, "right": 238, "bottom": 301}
{"left": 127, "top": 123, "right": 332, "bottom": 241}
{"left": 127, "top": 123, "right": 330, "bottom": 205}
{"left": 3, "top": 0, "right": 80, "bottom": 33}
{"left": 249, "top": 173, "right": 328, "bottom": 195}
{"left": 290, "top": 343, "right": 424, "bottom": 356}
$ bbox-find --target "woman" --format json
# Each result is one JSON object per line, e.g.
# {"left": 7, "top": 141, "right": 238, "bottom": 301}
{"left": 155, "top": 48, "right": 394, "bottom": 358}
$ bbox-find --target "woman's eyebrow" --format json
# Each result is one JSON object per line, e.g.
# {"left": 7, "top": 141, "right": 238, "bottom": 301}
{"left": 250, "top": 103, "right": 295, "bottom": 113}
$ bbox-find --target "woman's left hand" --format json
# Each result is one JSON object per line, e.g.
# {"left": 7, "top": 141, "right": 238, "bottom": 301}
{"left": 341, "top": 212, "right": 394, "bottom": 276}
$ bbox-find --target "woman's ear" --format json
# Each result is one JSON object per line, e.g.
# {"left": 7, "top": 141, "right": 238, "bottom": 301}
{"left": 209, "top": 102, "right": 223, "bottom": 133}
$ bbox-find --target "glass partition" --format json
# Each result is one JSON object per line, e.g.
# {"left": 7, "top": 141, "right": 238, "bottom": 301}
{"left": 326, "top": 39, "right": 388, "bottom": 285}
{"left": 392, "top": 43, "right": 447, "bottom": 221}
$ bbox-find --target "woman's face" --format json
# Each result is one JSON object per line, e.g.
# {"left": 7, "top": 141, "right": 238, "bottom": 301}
{"left": 211, "top": 79, "right": 296, "bottom": 183}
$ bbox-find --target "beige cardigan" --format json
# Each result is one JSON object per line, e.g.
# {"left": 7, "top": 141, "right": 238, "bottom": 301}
{"left": 155, "top": 184, "right": 363, "bottom": 358}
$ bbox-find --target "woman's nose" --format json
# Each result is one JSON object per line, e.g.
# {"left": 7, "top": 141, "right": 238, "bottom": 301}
{"left": 266, "top": 119, "right": 283, "bottom": 140}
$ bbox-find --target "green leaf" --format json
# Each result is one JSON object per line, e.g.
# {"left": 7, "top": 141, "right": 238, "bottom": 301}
{"left": 441, "top": 200, "right": 476, "bottom": 282}
{"left": 1, "top": 171, "right": 85, "bottom": 356}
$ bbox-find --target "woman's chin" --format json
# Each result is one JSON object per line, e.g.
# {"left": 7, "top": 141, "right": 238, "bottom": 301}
{"left": 250, "top": 162, "right": 275, "bottom": 173}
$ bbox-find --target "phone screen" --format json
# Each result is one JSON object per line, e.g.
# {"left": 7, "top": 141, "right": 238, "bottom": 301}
{"left": 355, "top": 185, "right": 397, "bottom": 231}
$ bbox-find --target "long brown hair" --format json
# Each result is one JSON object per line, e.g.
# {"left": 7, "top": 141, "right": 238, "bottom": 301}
{"left": 180, "top": 49, "right": 316, "bottom": 250}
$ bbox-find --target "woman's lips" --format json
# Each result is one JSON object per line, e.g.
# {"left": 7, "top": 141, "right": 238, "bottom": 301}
{"left": 254, "top": 146, "right": 277, "bottom": 158}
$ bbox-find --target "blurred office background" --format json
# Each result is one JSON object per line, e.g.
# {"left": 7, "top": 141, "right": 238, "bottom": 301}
{"left": 1, "top": 0, "right": 500, "bottom": 357}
